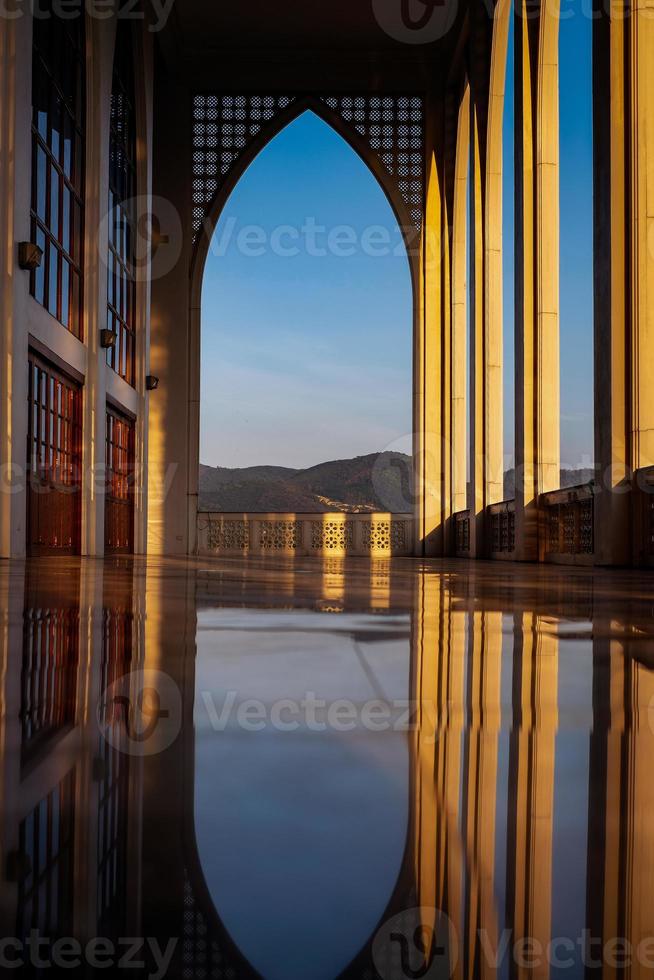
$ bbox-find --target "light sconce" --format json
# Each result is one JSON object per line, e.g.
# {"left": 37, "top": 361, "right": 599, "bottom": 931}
{"left": 18, "top": 241, "right": 43, "bottom": 272}
{"left": 146, "top": 375, "right": 160, "bottom": 391}
{"left": 100, "top": 329, "right": 116, "bottom": 349}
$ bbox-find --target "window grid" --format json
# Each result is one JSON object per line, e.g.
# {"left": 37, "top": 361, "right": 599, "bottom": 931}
{"left": 30, "top": 4, "right": 85, "bottom": 337}
{"left": 96, "top": 595, "right": 133, "bottom": 937}
{"left": 16, "top": 771, "right": 75, "bottom": 943}
{"left": 107, "top": 20, "right": 137, "bottom": 385}
{"left": 27, "top": 353, "right": 82, "bottom": 555}
{"left": 21, "top": 604, "right": 79, "bottom": 760}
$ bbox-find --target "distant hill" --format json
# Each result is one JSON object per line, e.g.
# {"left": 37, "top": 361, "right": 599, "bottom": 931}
{"left": 199, "top": 457, "right": 596, "bottom": 513}
{"left": 198, "top": 453, "right": 414, "bottom": 513}
{"left": 503, "top": 467, "right": 595, "bottom": 500}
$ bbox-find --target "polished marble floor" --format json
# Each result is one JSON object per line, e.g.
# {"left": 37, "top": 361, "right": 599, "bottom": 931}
{"left": 0, "top": 555, "right": 653, "bottom": 978}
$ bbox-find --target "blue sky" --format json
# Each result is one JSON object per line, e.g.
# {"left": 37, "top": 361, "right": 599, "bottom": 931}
{"left": 200, "top": 112, "right": 413, "bottom": 470}
{"left": 201, "top": 4, "right": 593, "bottom": 472}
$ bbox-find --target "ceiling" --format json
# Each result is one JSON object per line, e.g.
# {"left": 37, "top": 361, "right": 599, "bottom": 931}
{"left": 152, "top": 0, "right": 466, "bottom": 91}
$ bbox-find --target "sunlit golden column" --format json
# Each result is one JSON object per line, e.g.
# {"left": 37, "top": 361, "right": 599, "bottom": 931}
{"left": 485, "top": 0, "right": 512, "bottom": 511}
{"left": 619, "top": 654, "right": 654, "bottom": 977}
{"left": 588, "top": 627, "right": 654, "bottom": 979}
{"left": 514, "top": 0, "right": 561, "bottom": 561}
{"left": 469, "top": 101, "right": 487, "bottom": 558}
{"left": 412, "top": 571, "right": 469, "bottom": 976}
{"left": 452, "top": 86, "right": 471, "bottom": 523}
{"left": 463, "top": 611, "right": 502, "bottom": 977}
{"left": 594, "top": 0, "right": 654, "bottom": 564}
{"left": 418, "top": 91, "right": 448, "bottom": 556}
{"left": 506, "top": 612, "right": 558, "bottom": 980}
{"left": 412, "top": 572, "right": 446, "bottom": 917}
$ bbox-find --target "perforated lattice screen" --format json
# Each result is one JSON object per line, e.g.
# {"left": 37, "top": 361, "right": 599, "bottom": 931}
{"left": 192, "top": 95, "right": 296, "bottom": 238}
{"left": 192, "top": 94, "right": 424, "bottom": 241}
{"left": 183, "top": 873, "right": 241, "bottom": 979}
{"left": 320, "top": 95, "right": 424, "bottom": 229}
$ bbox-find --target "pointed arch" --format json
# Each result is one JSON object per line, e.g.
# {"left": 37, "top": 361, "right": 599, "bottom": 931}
{"left": 191, "top": 94, "right": 422, "bottom": 284}
{"left": 186, "top": 98, "right": 420, "bottom": 553}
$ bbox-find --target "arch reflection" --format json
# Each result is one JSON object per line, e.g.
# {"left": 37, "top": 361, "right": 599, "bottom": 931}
{"left": 0, "top": 559, "right": 653, "bottom": 978}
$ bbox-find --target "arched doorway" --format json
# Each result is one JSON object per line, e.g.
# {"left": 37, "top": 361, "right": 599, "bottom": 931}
{"left": 198, "top": 109, "right": 414, "bottom": 520}
{"left": 187, "top": 95, "right": 424, "bottom": 555}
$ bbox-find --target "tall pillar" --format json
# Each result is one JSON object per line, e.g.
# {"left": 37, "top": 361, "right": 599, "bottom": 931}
{"left": 452, "top": 86, "right": 471, "bottom": 522}
{"left": 418, "top": 90, "right": 448, "bottom": 556}
{"left": 148, "top": 67, "right": 193, "bottom": 556}
{"left": 469, "top": 103, "right": 487, "bottom": 556}
{"left": 587, "top": 626, "right": 654, "bottom": 978}
{"left": 462, "top": 610, "right": 502, "bottom": 976}
{"left": 0, "top": 8, "right": 32, "bottom": 559}
{"left": 594, "top": 0, "right": 654, "bottom": 565}
{"left": 486, "top": 0, "right": 512, "bottom": 508}
{"left": 506, "top": 611, "right": 558, "bottom": 980}
{"left": 514, "top": 0, "right": 561, "bottom": 561}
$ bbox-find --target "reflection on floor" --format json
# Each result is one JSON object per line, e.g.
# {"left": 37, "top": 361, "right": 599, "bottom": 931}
{"left": 0, "top": 557, "right": 653, "bottom": 978}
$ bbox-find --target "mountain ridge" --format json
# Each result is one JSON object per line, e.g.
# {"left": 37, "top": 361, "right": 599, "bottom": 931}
{"left": 199, "top": 452, "right": 414, "bottom": 513}
{"left": 199, "top": 455, "right": 596, "bottom": 513}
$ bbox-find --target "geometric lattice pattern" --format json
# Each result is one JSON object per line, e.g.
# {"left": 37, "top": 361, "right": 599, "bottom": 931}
{"left": 192, "top": 95, "right": 296, "bottom": 238}
{"left": 191, "top": 94, "right": 424, "bottom": 241}
{"left": 361, "top": 520, "right": 409, "bottom": 552}
{"left": 183, "top": 874, "right": 240, "bottom": 980}
{"left": 207, "top": 518, "right": 250, "bottom": 552}
{"left": 320, "top": 95, "right": 424, "bottom": 229}
{"left": 311, "top": 520, "right": 354, "bottom": 552}
{"left": 456, "top": 512, "right": 471, "bottom": 554}
{"left": 545, "top": 497, "right": 594, "bottom": 556}
{"left": 259, "top": 521, "right": 302, "bottom": 550}
{"left": 579, "top": 499, "right": 594, "bottom": 554}
{"left": 491, "top": 510, "right": 516, "bottom": 554}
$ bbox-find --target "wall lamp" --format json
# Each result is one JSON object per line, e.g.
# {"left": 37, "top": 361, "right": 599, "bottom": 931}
{"left": 146, "top": 375, "right": 160, "bottom": 391}
{"left": 18, "top": 241, "right": 43, "bottom": 272}
{"left": 100, "top": 329, "right": 116, "bottom": 349}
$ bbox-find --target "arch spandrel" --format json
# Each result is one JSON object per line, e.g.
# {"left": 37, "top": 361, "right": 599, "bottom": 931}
{"left": 191, "top": 93, "right": 425, "bottom": 264}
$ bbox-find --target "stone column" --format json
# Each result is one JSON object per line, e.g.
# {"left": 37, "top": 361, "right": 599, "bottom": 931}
{"left": 147, "top": 68, "right": 193, "bottom": 556}
{"left": 514, "top": 0, "right": 561, "bottom": 561}
{"left": 417, "top": 89, "right": 448, "bottom": 556}
{"left": 594, "top": 0, "right": 654, "bottom": 565}
{"left": 463, "top": 610, "right": 502, "bottom": 973}
{"left": 452, "top": 86, "right": 471, "bottom": 522}
{"left": 506, "top": 611, "right": 558, "bottom": 980}
{"left": 469, "top": 102, "right": 487, "bottom": 556}
{"left": 0, "top": 8, "right": 32, "bottom": 558}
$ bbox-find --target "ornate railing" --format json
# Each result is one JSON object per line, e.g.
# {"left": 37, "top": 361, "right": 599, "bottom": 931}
{"left": 454, "top": 510, "right": 470, "bottom": 556}
{"left": 488, "top": 499, "right": 516, "bottom": 558}
{"left": 197, "top": 513, "right": 415, "bottom": 558}
{"left": 541, "top": 484, "right": 595, "bottom": 562}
